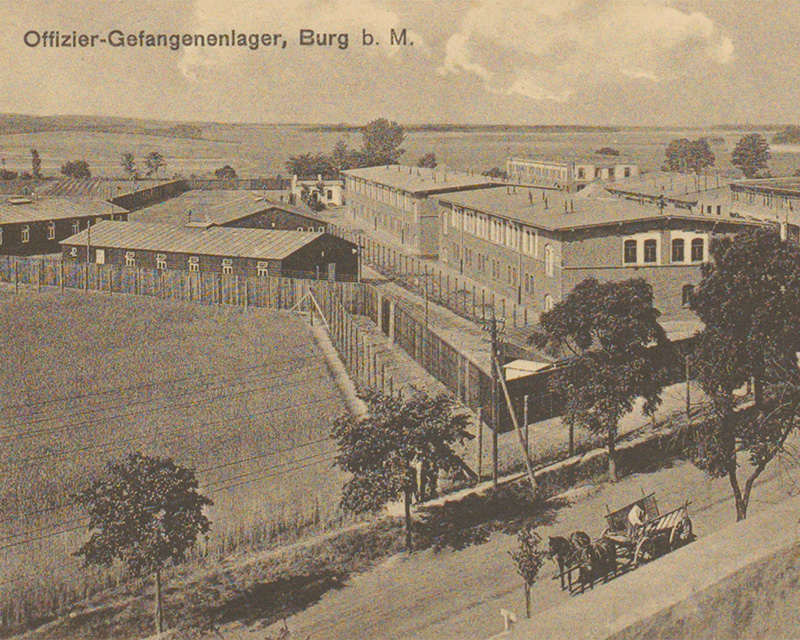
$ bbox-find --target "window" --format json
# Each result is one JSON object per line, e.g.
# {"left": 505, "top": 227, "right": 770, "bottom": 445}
{"left": 156, "top": 254, "right": 167, "bottom": 270}
{"left": 577, "top": 168, "right": 585, "bottom": 179}
{"left": 125, "top": 251, "right": 135, "bottom": 267}
{"left": 47, "top": 222, "right": 56, "bottom": 240}
{"left": 257, "top": 262, "right": 269, "bottom": 277}
{"left": 72, "top": 221, "right": 80, "bottom": 235}
{"left": 21, "top": 225, "right": 30, "bottom": 243}
{"left": 544, "top": 294, "right": 554, "bottom": 311}
{"left": 326, "top": 189, "right": 333, "bottom": 200}
{"left": 95, "top": 249, "right": 105, "bottom": 265}
{"left": 188, "top": 256, "right": 199, "bottom": 272}
{"left": 671, "top": 238, "right": 685, "bottom": 263}
{"left": 643, "top": 239, "right": 657, "bottom": 263}
{"left": 545, "top": 245, "right": 555, "bottom": 277}
{"left": 70, "top": 247, "right": 78, "bottom": 257}
{"left": 595, "top": 168, "right": 602, "bottom": 178}
{"left": 682, "top": 285, "right": 695, "bottom": 308}
{"left": 624, "top": 167, "right": 631, "bottom": 178}
{"left": 608, "top": 168, "right": 615, "bottom": 180}
{"left": 0, "top": 228, "right": 3, "bottom": 245}
{"left": 222, "top": 258, "right": 233, "bottom": 275}
{"left": 691, "top": 238, "right": 705, "bottom": 262}
{"left": 623, "top": 239, "right": 638, "bottom": 264}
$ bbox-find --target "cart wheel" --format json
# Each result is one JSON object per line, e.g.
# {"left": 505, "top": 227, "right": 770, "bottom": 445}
{"left": 670, "top": 516, "right": 693, "bottom": 549}
{"left": 634, "top": 537, "right": 656, "bottom": 566}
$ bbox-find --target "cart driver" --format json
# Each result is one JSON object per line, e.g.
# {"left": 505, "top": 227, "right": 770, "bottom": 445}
{"left": 628, "top": 504, "right": 645, "bottom": 528}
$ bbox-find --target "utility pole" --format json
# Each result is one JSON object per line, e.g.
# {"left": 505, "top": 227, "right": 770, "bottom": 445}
{"left": 483, "top": 312, "right": 504, "bottom": 488}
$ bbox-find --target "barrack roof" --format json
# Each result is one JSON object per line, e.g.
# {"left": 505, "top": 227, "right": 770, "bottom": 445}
{"left": 341, "top": 165, "right": 498, "bottom": 195}
{"left": 0, "top": 197, "right": 126, "bottom": 225}
{"left": 62, "top": 220, "right": 326, "bottom": 260}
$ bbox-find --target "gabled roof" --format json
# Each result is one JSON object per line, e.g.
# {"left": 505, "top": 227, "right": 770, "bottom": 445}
{"left": 61, "top": 221, "right": 327, "bottom": 260}
{"left": 0, "top": 197, "right": 126, "bottom": 225}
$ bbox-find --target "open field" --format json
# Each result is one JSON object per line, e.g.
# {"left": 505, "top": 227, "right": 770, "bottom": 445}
{"left": 0, "top": 288, "right": 348, "bottom": 628}
{"left": 2, "top": 123, "right": 800, "bottom": 179}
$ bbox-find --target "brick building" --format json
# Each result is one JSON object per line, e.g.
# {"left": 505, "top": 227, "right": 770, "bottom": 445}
{"left": 437, "top": 187, "right": 772, "bottom": 317}
{"left": 342, "top": 165, "right": 498, "bottom": 257}
{"left": 0, "top": 196, "right": 127, "bottom": 256}
{"left": 507, "top": 156, "right": 639, "bottom": 192}
{"left": 61, "top": 220, "right": 358, "bottom": 280}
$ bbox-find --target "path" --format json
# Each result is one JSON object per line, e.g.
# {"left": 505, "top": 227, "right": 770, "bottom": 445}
{"left": 210, "top": 436, "right": 799, "bottom": 640}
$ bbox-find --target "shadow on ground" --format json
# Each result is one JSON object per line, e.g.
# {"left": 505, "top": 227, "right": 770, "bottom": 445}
{"left": 415, "top": 483, "right": 568, "bottom": 551}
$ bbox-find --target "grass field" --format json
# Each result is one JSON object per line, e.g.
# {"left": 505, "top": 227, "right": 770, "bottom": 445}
{"left": 0, "top": 288, "right": 348, "bottom": 629}
{"left": 2, "top": 124, "right": 800, "bottom": 180}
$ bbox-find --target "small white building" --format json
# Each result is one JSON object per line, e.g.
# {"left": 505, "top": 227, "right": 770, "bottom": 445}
{"left": 507, "top": 156, "right": 639, "bottom": 192}
{"left": 291, "top": 175, "right": 345, "bottom": 207}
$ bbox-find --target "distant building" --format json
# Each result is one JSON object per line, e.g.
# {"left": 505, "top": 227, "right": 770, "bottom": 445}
{"left": 0, "top": 196, "right": 127, "bottom": 255}
{"left": 507, "top": 156, "right": 639, "bottom": 192}
{"left": 61, "top": 220, "right": 358, "bottom": 281}
{"left": 606, "top": 170, "right": 737, "bottom": 212}
{"left": 342, "top": 165, "right": 499, "bottom": 257}
{"left": 437, "top": 186, "right": 777, "bottom": 317}
{"left": 290, "top": 175, "right": 345, "bottom": 207}
{"left": 130, "top": 190, "right": 330, "bottom": 232}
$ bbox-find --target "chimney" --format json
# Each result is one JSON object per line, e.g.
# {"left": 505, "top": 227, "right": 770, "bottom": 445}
{"left": 544, "top": 197, "right": 549, "bottom": 209}
{"left": 528, "top": 190, "right": 533, "bottom": 204}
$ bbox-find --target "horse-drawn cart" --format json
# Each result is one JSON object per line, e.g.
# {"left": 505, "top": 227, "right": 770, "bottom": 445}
{"left": 549, "top": 492, "right": 694, "bottom": 594}
{"left": 602, "top": 493, "right": 693, "bottom": 567}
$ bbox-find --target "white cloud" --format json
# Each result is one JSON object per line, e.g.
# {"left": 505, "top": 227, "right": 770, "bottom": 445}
{"left": 440, "top": 0, "right": 734, "bottom": 102}
{"left": 179, "top": 0, "right": 426, "bottom": 81}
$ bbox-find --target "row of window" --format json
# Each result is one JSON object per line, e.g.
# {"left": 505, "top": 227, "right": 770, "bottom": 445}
{"left": 348, "top": 178, "right": 415, "bottom": 212}
{"left": 449, "top": 206, "right": 541, "bottom": 257}
{"left": 622, "top": 236, "right": 706, "bottom": 266}
{"left": 453, "top": 241, "right": 556, "bottom": 280}
{"left": 1, "top": 218, "right": 106, "bottom": 246}
{"left": 121, "top": 251, "right": 272, "bottom": 276}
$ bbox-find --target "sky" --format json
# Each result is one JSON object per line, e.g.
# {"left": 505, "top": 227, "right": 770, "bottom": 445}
{"left": 1, "top": 0, "right": 799, "bottom": 126}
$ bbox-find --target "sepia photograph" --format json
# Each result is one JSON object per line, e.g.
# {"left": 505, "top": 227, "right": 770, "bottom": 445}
{"left": 1, "top": 1, "right": 800, "bottom": 639}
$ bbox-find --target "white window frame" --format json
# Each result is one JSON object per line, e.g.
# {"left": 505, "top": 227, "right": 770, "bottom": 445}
{"left": 545, "top": 245, "right": 555, "bottom": 277}
{"left": 670, "top": 231, "right": 709, "bottom": 264}
{"left": 21, "top": 225, "right": 30, "bottom": 243}
{"left": 47, "top": 222, "right": 56, "bottom": 240}
{"left": 222, "top": 258, "right": 233, "bottom": 275}
{"left": 156, "top": 254, "right": 167, "bottom": 270}
{"left": 257, "top": 261, "right": 269, "bottom": 277}
{"left": 125, "top": 251, "right": 136, "bottom": 267}
{"left": 188, "top": 256, "right": 199, "bottom": 272}
{"left": 72, "top": 221, "right": 80, "bottom": 235}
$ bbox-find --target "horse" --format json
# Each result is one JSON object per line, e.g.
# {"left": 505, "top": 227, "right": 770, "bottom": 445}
{"left": 592, "top": 538, "right": 618, "bottom": 582}
{"left": 548, "top": 535, "right": 575, "bottom": 591}
{"left": 570, "top": 532, "right": 597, "bottom": 590}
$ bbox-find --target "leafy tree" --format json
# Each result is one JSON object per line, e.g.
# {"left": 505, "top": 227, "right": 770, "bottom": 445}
{"left": 144, "top": 151, "right": 166, "bottom": 178}
{"left": 60, "top": 159, "right": 91, "bottom": 179}
{"left": 509, "top": 528, "right": 546, "bottom": 619}
{"left": 285, "top": 152, "right": 337, "bottom": 179}
{"left": 772, "top": 126, "right": 800, "bottom": 145}
{"left": 0, "top": 169, "right": 18, "bottom": 180}
{"left": 331, "top": 139, "right": 362, "bottom": 174}
{"left": 74, "top": 453, "right": 213, "bottom": 635}
{"left": 530, "top": 278, "right": 672, "bottom": 482}
{"left": 732, "top": 133, "right": 771, "bottom": 178}
{"left": 417, "top": 152, "right": 438, "bottom": 169}
{"left": 214, "top": 164, "right": 238, "bottom": 180}
{"left": 30, "top": 148, "right": 41, "bottom": 178}
{"left": 360, "top": 118, "right": 405, "bottom": 167}
{"left": 595, "top": 147, "right": 620, "bottom": 156}
{"left": 689, "top": 229, "right": 800, "bottom": 521}
{"left": 664, "top": 138, "right": 715, "bottom": 174}
{"left": 332, "top": 390, "right": 472, "bottom": 551}
{"left": 120, "top": 152, "right": 137, "bottom": 180}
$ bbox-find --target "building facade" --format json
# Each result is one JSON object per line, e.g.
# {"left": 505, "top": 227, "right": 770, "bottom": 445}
{"left": 0, "top": 196, "right": 128, "bottom": 256}
{"left": 342, "top": 165, "right": 498, "bottom": 257}
{"left": 290, "top": 175, "right": 345, "bottom": 207}
{"left": 507, "top": 157, "right": 640, "bottom": 192}
{"left": 61, "top": 221, "right": 358, "bottom": 280}
{"left": 437, "top": 187, "right": 771, "bottom": 317}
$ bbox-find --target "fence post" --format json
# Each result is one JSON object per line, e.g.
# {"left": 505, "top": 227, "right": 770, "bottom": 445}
{"left": 523, "top": 395, "right": 529, "bottom": 454}
{"left": 37, "top": 259, "right": 41, "bottom": 292}
{"left": 59, "top": 260, "right": 64, "bottom": 292}
{"left": 476, "top": 407, "right": 483, "bottom": 483}
{"left": 13, "top": 259, "right": 18, "bottom": 294}
{"left": 244, "top": 280, "right": 249, "bottom": 310}
{"left": 84, "top": 263, "right": 88, "bottom": 293}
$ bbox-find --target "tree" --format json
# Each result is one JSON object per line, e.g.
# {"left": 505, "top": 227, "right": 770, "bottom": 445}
{"left": 61, "top": 160, "right": 91, "bottom": 179}
{"left": 509, "top": 528, "right": 546, "bottom": 619}
{"left": 732, "top": 133, "right": 771, "bottom": 178}
{"left": 331, "top": 139, "right": 362, "bottom": 174}
{"left": 30, "top": 148, "right": 41, "bottom": 179}
{"left": 689, "top": 228, "right": 800, "bottom": 521}
{"left": 74, "top": 453, "right": 213, "bottom": 635}
{"left": 664, "top": 138, "right": 715, "bottom": 174}
{"left": 360, "top": 118, "right": 405, "bottom": 167}
{"left": 144, "top": 151, "right": 166, "bottom": 178}
{"left": 417, "top": 152, "right": 438, "bottom": 169}
{"left": 332, "top": 390, "right": 472, "bottom": 551}
{"left": 285, "top": 152, "right": 336, "bottom": 179}
{"left": 121, "top": 152, "right": 137, "bottom": 180}
{"left": 530, "top": 278, "right": 672, "bottom": 482}
{"left": 214, "top": 164, "right": 238, "bottom": 180}
{"left": 595, "top": 147, "right": 620, "bottom": 156}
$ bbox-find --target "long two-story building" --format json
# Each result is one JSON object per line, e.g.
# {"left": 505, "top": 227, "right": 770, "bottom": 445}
{"left": 342, "top": 165, "right": 498, "bottom": 257}
{"left": 437, "top": 187, "right": 774, "bottom": 317}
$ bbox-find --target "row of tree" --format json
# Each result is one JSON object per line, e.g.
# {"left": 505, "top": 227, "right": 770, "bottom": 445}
{"left": 664, "top": 133, "right": 771, "bottom": 178}
{"left": 533, "top": 227, "right": 800, "bottom": 521}
{"left": 120, "top": 151, "right": 167, "bottom": 180}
